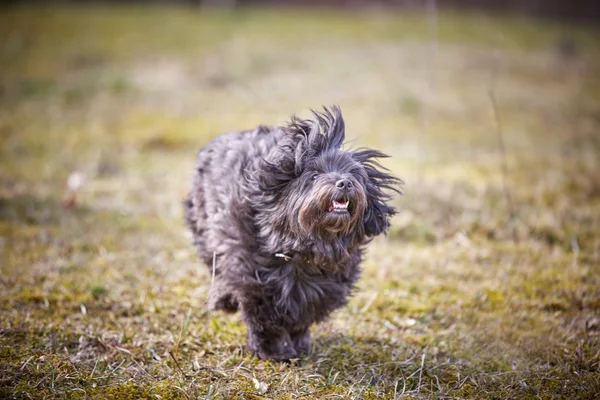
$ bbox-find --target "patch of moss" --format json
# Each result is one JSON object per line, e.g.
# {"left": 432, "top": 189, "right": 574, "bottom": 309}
{"left": 90, "top": 285, "right": 109, "bottom": 299}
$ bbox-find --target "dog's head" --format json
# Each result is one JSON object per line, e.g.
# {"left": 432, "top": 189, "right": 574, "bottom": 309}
{"left": 257, "top": 106, "right": 401, "bottom": 254}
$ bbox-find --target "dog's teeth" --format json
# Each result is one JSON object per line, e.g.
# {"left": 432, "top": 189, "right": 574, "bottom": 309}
{"left": 332, "top": 200, "right": 349, "bottom": 210}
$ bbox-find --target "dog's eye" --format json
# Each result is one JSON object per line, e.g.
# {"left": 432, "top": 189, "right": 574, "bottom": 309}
{"left": 312, "top": 174, "right": 319, "bottom": 180}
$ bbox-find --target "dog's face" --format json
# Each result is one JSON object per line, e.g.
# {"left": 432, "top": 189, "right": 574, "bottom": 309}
{"left": 290, "top": 151, "right": 369, "bottom": 236}
{"left": 258, "top": 106, "right": 401, "bottom": 249}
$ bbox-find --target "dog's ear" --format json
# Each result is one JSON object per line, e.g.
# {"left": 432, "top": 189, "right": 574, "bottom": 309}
{"left": 284, "top": 105, "right": 345, "bottom": 174}
{"left": 352, "top": 149, "right": 402, "bottom": 237}
{"left": 310, "top": 105, "right": 345, "bottom": 152}
{"left": 259, "top": 106, "right": 347, "bottom": 187}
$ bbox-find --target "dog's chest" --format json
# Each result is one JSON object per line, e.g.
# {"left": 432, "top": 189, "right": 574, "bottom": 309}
{"left": 258, "top": 255, "right": 357, "bottom": 325}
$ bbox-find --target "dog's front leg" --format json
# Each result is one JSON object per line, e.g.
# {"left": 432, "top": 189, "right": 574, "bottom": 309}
{"left": 239, "top": 289, "right": 297, "bottom": 361}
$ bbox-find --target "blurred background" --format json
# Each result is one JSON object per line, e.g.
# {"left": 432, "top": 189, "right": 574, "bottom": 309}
{"left": 1, "top": 1, "right": 599, "bottom": 398}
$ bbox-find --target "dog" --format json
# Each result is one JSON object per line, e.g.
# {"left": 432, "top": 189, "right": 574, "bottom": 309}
{"left": 185, "top": 106, "right": 401, "bottom": 361}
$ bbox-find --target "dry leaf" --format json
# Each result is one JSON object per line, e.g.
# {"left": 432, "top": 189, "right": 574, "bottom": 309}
{"left": 252, "top": 378, "right": 269, "bottom": 395}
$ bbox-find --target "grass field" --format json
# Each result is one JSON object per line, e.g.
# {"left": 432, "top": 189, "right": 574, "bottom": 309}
{"left": 1, "top": 4, "right": 600, "bottom": 399}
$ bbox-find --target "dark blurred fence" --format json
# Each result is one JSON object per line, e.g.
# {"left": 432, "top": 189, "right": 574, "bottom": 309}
{"left": 14, "top": 0, "right": 600, "bottom": 22}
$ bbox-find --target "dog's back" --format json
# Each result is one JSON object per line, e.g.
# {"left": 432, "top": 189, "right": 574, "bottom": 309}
{"left": 184, "top": 125, "right": 281, "bottom": 266}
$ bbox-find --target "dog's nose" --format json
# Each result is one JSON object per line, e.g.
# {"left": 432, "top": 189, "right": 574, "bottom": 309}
{"left": 336, "top": 179, "right": 353, "bottom": 189}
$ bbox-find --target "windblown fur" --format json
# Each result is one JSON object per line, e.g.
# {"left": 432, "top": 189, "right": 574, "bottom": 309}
{"left": 185, "top": 106, "right": 401, "bottom": 361}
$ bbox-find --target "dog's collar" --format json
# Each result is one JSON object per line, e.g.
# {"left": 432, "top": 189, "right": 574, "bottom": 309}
{"left": 274, "top": 251, "right": 331, "bottom": 272}
{"left": 274, "top": 252, "right": 293, "bottom": 262}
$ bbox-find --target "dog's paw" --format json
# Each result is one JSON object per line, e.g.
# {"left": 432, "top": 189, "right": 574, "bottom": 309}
{"left": 291, "top": 329, "right": 311, "bottom": 356}
{"left": 247, "top": 331, "right": 298, "bottom": 362}
{"left": 213, "top": 293, "right": 239, "bottom": 313}
{"left": 247, "top": 346, "right": 298, "bottom": 363}
{"left": 259, "top": 344, "right": 298, "bottom": 363}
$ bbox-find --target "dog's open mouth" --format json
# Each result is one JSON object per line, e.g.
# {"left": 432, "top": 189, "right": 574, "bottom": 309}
{"left": 328, "top": 199, "right": 350, "bottom": 214}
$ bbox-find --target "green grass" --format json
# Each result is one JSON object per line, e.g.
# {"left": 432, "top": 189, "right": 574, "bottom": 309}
{"left": 1, "top": 4, "right": 600, "bottom": 399}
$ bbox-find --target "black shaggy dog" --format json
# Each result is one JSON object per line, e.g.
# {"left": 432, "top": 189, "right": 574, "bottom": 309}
{"left": 185, "top": 106, "right": 401, "bottom": 361}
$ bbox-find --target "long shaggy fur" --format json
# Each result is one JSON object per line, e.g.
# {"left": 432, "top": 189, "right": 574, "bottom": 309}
{"left": 185, "top": 106, "right": 401, "bottom": 361}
